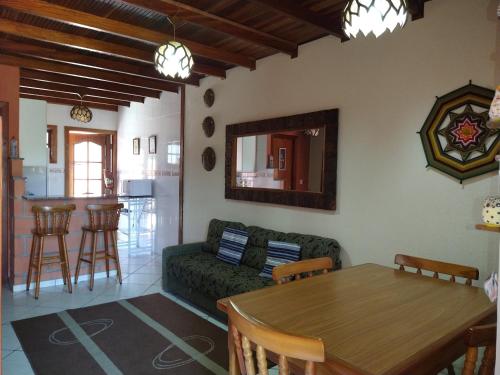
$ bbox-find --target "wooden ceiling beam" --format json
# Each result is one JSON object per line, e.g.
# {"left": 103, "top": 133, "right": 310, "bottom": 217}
{"left": 20, "top": 93, "right": 119, "bottom": 112}
{"left": 248, "top": 0, "right": 344, "bottom": 38}
{"left": 121, "top": 0, "right": 298, "bottom": 57}
{"left": 21, "top": 69, "right": 162, "bottom": 98}
{"left": 20, "top": 87, "right": 131, "bottom": 107}
{"left": 0, "top": 53, "right": 180, "bottom": 93}
{"left": 0, "top": 18, "right": 227, "bottom": 78}
{"left": 0, "top": 39, "right": 200, "bottom": 86}
{"left": 0, "top": 0, "right": 254, "bottom": 70}
{"left": 20, "top": 78, "right": 145, "bottom": 103}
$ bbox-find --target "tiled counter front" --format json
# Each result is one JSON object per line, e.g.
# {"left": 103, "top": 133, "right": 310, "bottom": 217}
{"left": 13, "top": 197, "right": 118, "bottom": 288}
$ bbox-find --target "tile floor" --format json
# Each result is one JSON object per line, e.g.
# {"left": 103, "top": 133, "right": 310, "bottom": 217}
{"left": 1, "top": 247, "right": 458, "bottom": 375}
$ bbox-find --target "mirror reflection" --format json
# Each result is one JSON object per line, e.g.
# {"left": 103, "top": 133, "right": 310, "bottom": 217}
{"left": 235, "top": 127, "right": 325, "bottom": 192}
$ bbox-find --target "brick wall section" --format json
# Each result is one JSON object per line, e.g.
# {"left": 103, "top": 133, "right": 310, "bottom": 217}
{"left": 13, "top": 191, "right": 119, "bottom": 286}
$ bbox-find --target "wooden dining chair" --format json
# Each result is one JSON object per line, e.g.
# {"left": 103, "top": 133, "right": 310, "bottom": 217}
{"left": 227, "top": 300, "right": 325, "bottom": 375}
{"left": 461, "top": 324, "right": 496, "bottom": 375}
{"left": 394, "top": 254, "right": 479, "bottom": 285}
{"left": 395, "top": 253, "right": 479, "bottom": 375}
{"left": 272, "top": 257, "right": 333, "bottom": 285}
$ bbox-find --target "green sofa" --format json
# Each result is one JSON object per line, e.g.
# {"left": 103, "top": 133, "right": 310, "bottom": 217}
{"left": 162, "top": 219, "right": 341, "bottom": 318}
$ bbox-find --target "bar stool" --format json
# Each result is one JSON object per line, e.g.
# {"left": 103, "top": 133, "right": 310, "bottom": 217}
{"left": 26, "top": 204, "right": 76, "bottom": 299}
{"left": 74, "top": 203, "right": 124, "bottom": 290}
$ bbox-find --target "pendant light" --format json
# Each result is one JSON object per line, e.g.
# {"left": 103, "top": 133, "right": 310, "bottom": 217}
{"left": 154, "top": 16, "right": 194, "bottom": 79}
{"left": 70, "top": 94, "right": 92, "bottom": 123}
{"left": 343, "top": 0, "right": 408, "bottom": 38}
{"left": 487, "top": 86, "right": 500, "bottom": 128}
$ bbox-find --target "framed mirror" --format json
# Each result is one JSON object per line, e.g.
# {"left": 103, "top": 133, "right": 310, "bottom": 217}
{"left": 225, "top": 109, "right": 338, "bottom": 210}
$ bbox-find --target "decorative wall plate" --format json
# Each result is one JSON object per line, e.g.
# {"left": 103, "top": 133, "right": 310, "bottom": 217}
{"left": 203, "top": 89, "right": 215, "bottom": 107}
{"left": 202, "top": 147, "right": 216, "bottom": 171}
{"left": 202, "top": 117, "right": 215, "bottom": 137}
{"left": 419, "top": 83, "right": 498, "bottom": 182}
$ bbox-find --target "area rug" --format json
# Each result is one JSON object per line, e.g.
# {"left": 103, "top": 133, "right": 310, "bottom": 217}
{"left": 12, "top": 293, "right": 229, "bottom": 375}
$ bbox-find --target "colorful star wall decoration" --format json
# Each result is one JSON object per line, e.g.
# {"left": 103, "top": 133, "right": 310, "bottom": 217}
{"left": 419, "top": 84, "right": 498, "bottom": 182}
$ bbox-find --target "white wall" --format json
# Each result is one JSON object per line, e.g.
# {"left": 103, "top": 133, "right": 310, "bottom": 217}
{"left": 184, "top": 0, "right": 500, "bottom": 283}
{"left": 46, "top": 103, "right": 118, "bottom": 195}
{"left": 117, "top": 92, "right": 181, "bottom": 251}
{"left": 19, "top": 99, "right": 47, "bottom": 167}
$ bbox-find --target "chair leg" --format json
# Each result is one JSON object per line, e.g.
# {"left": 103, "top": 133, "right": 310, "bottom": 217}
{"left": 26, "top": 235, "right": 37, "bottom": 291}
{"left": 74, "top": 230, "right": 87, "bottom": 285}
{"left": 62, "top": 235, "right": 72, "bottom": 293}
{"left": 478, "top": 346, "right": 495, "bottom": 375}
{"left": 104, "top": 230, "right": 110, "bottom": 278}
{"left": 89, "top": 232, "right": 97, "bottom": 291}
{"left": 57, "top": 235, "right": 67, "bottom": 286}
{"left": 463, "top": 347, "right": 478, "bottom": 375}
{"left": 34, "top": 236, "right": 45, "bottom": 299}
{"left": 111, "top": 230, "right": 122, "bottom": 284}
{"left": 447, "top": 365, "right": 455, "bottom": 375}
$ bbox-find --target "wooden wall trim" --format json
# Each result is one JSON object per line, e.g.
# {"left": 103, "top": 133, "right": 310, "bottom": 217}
{"left": 178, "top": 85, "right": 185, "bottom": 244}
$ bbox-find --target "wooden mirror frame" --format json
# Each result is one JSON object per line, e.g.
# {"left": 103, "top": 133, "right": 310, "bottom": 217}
{"left": 225, "top": 109, "right": 338, "bottom": 210}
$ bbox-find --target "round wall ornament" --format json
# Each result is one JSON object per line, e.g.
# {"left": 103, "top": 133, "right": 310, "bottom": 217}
{"left": 202, "top": 117, "right": 215, "bottom": 137}
{"left": 202, "top": 147, "right": 216, "bottom": 171}
{"left": 203, "top": 89, "right": 215, "bottom": 107}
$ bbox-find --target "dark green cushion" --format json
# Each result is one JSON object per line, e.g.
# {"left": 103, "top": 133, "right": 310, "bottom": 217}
{"left": 166, "top": 251, "right": 274, "bottom": 300}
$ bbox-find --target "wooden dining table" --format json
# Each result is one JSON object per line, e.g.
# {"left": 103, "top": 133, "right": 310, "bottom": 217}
{"left": 217, "top": 263, "right": 496, "bottom": 375}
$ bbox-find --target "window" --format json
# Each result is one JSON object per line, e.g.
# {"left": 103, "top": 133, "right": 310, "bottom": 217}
{"left": 73, "top": 140, "right": 103, "bottom": 197}
{"left": 167, "top": 141, "right": 180, "bottom": 164}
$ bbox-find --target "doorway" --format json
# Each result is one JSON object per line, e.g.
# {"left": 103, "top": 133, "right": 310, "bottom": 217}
{"left": 65, "top": 127, "right": 117, "bottom": 197}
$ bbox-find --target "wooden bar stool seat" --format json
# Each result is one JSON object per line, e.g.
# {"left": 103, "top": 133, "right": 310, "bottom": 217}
{"left": 26, "top": 204, "right": 76, "bottom": 299}
{"left": 74, "top": 203, "right": 124, "bottom": 291}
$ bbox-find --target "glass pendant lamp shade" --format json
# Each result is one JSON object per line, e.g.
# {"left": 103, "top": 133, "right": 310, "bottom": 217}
{"left": 70, "top": 104, "right": 92, "bottom": 123}
{"left": 343, "top": 0, "right": 408, "bottom": 38}
{"left": 488, "top": 86, "right": 500, "bottom": 127}
{"left": 154, "top": 41, "right": 194, "bottom": 79}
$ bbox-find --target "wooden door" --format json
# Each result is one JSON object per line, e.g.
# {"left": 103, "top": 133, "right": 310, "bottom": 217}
{"left": 272, "top": 135, "right": 295, "bottom": 190}
{"left": 67, "top": 132, "right": 112, "bottom": 197}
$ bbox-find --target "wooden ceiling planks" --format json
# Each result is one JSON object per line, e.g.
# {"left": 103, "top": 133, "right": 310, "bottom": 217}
{"left": 20, "top": 78, "right": 145, "bottom": 103}
{"left": 20, "top": 93, "right": 119, "bottom": 111}
{"left": 21, "top": 69, "right": 162, "bottom": 98}
{"left": 0, "top": 0, "right": 432, "bottom": 108}
{"left": 19, "top": 86, "right": 131, "bottom": 106}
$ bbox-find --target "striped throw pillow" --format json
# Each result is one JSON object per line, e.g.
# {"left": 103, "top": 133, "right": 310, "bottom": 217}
{"left": 259, "top": 241, "right": 301, "bottom": 279}
{"left": 216, "top": 227, "right": 249, "bottom": 266}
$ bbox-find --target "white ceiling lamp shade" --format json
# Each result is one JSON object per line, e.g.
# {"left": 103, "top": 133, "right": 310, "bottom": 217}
{"left": 488, "top": 86, "right": 500, "bottom": 128}
{"left": 154, "top": 15, "right": 194, "bottom": 80}
{"left": 154, "top": 41, "right": 194, "bottom": 80}
{"left": 343, "top": 0, "right": 409, "bottom": 38}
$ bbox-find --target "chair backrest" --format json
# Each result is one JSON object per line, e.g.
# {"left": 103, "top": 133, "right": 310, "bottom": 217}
{"left": 272, "top": 257, "right": 333, "bottom": 285}
{"left": 86, "top": 203, "right": 124, "bottom": 230}
{"left": 462, "top": 324, "right": 496, "bottom": 375}
{"left": 394, "top": 254, "right": 479, "bottom": 286}
{"left": 32, "top": 204, "right": 76, "bottom": 234}
{"left": 227, "top": 301, "right": 325, "bottom": 375}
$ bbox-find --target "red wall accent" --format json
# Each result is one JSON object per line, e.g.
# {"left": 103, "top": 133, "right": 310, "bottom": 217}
{"left": 0, "top": 64, "right": 20, "bottom": 141}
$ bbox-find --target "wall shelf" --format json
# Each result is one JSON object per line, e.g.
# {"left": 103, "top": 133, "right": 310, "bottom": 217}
{"left": 475, "top": 224, "right": 500, "bottom": 233}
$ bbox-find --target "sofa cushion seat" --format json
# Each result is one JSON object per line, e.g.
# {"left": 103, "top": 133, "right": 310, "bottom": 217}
{"left": 167, "top": 252, "right": 274, "bottom": 300}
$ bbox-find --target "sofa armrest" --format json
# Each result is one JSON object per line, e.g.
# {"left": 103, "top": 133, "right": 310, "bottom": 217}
{"left": 162, "top": 242, "right": 205, "bottom": 293}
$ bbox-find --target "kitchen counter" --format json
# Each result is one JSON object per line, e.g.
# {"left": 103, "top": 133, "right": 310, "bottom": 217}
{"left": 22, "top": 194, "right": 153, "bottom": 201}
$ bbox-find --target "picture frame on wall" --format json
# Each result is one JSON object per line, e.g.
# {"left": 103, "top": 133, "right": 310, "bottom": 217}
{"left": 149, "top": 135, "right": 157, "bottom": 154}
{"left": 133, "top": 137, "right": 140, "bottom": 155}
